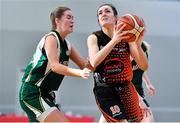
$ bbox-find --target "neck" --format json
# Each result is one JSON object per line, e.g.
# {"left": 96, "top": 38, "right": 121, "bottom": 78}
{"left": 55, "top": 29, "right": 67, "bottom": 40}
{"left": 102, "top": 26, "right": 114, "bottom": 38}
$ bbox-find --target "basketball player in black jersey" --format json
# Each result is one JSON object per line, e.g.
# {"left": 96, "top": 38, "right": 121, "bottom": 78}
{"left": 87, "top": 4, "right": 150, "bottom": 122}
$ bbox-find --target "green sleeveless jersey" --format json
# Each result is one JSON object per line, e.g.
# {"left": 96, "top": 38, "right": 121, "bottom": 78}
{"left": 21, "top": 31, "right": 71, "bottom": 91}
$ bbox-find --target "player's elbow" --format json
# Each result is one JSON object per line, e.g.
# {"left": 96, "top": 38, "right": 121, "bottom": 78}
{"left": 50, "top": 63, "right": 59, "bottom": 73}
{"left": 140, "top": 63, "right": 149, "bottom": 71}
{"left": 89, "top": 61, "right": 97, "bottom": 70}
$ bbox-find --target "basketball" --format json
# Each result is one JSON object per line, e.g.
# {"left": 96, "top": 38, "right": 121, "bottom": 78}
{"left": 117, "top": 14, "right": 145, "bottom": 42}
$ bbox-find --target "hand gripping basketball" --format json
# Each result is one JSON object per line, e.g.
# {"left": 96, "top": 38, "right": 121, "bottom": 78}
{"left": 117, "top": 14, "right": 145, "bottom": 42}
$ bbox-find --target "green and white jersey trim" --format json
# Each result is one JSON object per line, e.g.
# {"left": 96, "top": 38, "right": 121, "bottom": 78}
{"left": 22, "top": 31, "right": 71, "bottom": 87}
{"left": 22, "top": 96, "right": 53, "bottom": 118}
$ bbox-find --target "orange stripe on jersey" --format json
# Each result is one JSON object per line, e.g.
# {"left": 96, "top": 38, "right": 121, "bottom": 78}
{"left": 117, "top": 82, "right": 143, "bottom": 122}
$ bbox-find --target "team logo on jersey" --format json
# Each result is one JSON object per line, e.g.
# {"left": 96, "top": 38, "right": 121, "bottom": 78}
{"left": 104, "top": 58, "right": 124, "bottom": 77}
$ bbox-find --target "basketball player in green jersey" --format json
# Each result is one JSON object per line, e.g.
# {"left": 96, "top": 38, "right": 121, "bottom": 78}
{"left": 19, "top": 6, "right": 91, "bottom": 122}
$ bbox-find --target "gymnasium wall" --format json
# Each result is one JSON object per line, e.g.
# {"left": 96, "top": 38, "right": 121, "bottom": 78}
{"left": 0, "top": 0, "right": 180, "bottom": 121}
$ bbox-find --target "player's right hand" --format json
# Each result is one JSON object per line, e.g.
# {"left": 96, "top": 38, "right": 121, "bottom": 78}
{"left": 113, "top": 22, "right": 129, "bottom": 44}
{"left": 80, "top": 68, "right": 91, "bottom": 79}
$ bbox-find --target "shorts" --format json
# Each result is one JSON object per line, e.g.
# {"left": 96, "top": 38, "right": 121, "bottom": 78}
{"left": 19, "top": 82, "right": 59, "bottom": 122}
{"left": 93, "top": 82, "right": 143, "bottom": 122}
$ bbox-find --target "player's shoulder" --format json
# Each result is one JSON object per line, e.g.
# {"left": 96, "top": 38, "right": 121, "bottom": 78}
{"left": 87, "top": 34, "right": 98, "bottom": 44}
{"left": 92, "top": 30, "right": 103, "bottom": 37}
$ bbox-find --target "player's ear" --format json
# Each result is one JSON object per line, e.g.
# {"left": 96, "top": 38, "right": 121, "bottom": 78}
{"left": 115, "top": 16, "right": 118, "bottom": 25}
{"left": 55, "top": 18, "right": 60, "bottom": 25}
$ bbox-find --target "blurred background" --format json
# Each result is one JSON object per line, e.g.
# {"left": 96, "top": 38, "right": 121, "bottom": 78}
{"left": 0, "top": 0, "right": 180, "bottom": 122}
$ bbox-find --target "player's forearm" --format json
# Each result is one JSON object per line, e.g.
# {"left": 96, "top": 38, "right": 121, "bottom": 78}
{"left": 90, "top": 39, "right": 117, "bottom": 68}
{"left": 130, "top": 44, "right": 148, "bottom": 71}
{"left": 73, "top": 56, "right": 87, "bottom": 69}
{"left": 143, "top": 72, "right": 151, "bottom": 86}
{"left": 137, "top": 46, "right": 148, "bottom": 70}
{"left": 51, "top": 63, "right": 81, "bottom": 77}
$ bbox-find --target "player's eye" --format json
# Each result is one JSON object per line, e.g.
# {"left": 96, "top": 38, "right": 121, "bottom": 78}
{"left": 67, "top": 15, "right": 73, "bottom": 20}
{"left": 105, "top": 10, "right": 111, "bottom": 13}
{"left": 98, "top": 11, "right": 102, "bottom": 15}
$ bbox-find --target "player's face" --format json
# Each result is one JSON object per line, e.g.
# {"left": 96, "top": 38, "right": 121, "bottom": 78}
{"left": 58, "top": 10, "right": 74, "bottom": 34}
{"left": 98, "top": 5, "right": 116, "bottom": 27}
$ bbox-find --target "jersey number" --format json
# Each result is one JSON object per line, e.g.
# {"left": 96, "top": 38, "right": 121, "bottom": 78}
{"left": 110, "top": 105, "right": 120, "bottom": 115}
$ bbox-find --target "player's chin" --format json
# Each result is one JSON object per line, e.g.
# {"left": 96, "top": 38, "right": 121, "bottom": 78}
{"left": 101, "top": 21, "right": 114, "bottom": 27}
{"left": 68, "top": 29, "right": 73, "bottom": 34}
{"left": 68, "top": 27, "right": 73, "bottom": 32}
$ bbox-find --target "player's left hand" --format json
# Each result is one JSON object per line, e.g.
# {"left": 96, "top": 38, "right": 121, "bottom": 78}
{"left": 139, "top": 97, "right": 151, "bottom": 117}
{"left": 136, "top": 30, "right": 145, "bottom": 46}
{"left": 80, "top": 68, "right": 91, "bottom": 79}
{"left": 147, "top": 84, "right": 155, "bottom": 96}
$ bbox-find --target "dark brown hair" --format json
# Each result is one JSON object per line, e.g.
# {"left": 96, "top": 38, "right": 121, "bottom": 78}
{"left": 50, "top": 6, "right": 71, "bottom": 30}
{"left": 97, "top": 4, "right": 118, "bottom": 17}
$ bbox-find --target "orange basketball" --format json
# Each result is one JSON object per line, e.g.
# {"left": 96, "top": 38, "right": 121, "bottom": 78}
{"left": 117, "top": 14, "right": 145, "bottom": 42}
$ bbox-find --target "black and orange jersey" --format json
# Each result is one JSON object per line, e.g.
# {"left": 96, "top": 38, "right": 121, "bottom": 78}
{"left": 93, "top": 30, "right": 132, "bottom": 84}
{"left": 93, "top": 82, "right": 143, "bottom": 122}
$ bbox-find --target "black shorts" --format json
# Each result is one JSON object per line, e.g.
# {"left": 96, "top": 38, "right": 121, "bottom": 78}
{"left": 93, "top": 82, "right": 143, "bottom": 122}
